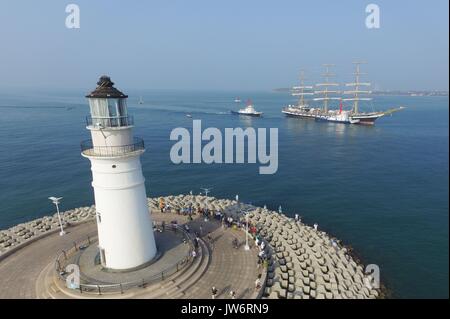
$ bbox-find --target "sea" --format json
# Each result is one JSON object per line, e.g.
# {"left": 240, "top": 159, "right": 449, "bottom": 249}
{"left": 0, "top": 88, "right": 448, "bottom": 299}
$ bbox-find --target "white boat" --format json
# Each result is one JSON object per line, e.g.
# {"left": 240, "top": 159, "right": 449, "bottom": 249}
{"left": 138, "top": 96, "right": 144, "bottom": 104}
{"left": 231, "top": 100, "right": 263, "bottom": 117}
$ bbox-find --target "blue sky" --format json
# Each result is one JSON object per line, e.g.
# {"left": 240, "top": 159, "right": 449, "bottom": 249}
{"left": 0, "top": 0, "right": 448, "bottom": 91}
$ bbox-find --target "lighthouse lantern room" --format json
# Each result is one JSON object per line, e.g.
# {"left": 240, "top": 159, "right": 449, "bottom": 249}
{"left": 81, "top": 76, "right": 157, "bottom": 270}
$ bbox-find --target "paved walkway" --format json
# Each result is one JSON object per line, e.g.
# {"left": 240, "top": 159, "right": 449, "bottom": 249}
{"left": 0, "top": 221, "right": 97, "bottom": 299}
{"left": 0, "top": 211, "right": 261, "bottom": 299}
{"left": 182, "top": 219, "right": 261, "bottom": 299}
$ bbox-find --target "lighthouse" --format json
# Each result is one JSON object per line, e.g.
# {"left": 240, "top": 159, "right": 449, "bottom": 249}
{"left": 81, "top": 76, "right": 157, "bottom": 270}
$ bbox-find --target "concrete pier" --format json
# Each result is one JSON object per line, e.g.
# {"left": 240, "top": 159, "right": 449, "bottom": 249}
{"left": 0, "top": 195, "right": 380, "bottom": 299}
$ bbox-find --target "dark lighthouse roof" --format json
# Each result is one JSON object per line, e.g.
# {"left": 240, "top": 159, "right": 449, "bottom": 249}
{"left": 86, "top": 75, "right": 128, "bottom": 98}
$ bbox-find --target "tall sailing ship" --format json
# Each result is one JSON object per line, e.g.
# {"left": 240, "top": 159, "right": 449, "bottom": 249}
{"left": 313, "top": 64, "right": 357, "bottom": 123}
{"left": 282, "top": 70, "right": 317, "bottom": 118}
{"left": 283, "top": 62, "right": 405, "bottom": 125}
{"left": 314, "top": 62, "right": 403, "bottom": 125}
{"left": 314, "top": 64, "right": 341, "bottom": 114}
{"left": 342, "top": 62, "right": 384, "bottom": 125}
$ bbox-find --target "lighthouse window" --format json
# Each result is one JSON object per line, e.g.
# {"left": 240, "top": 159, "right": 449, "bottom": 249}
{"left": 89, "top": 98, "right": 108, "bottom": 118}
{"left": 118, "top": 99, "right": 127, "bottom": 116}
{"left": 112, "top": 165, "right": 117, "bottom": 168}
{"left": 97, "top": 212, "right": 101, "bottom": 223}
{"left": 89, "top": 98, "right": 128, "bottom": 127}
{"left": 108, "top": 99, "right": 118, "bottom": 117}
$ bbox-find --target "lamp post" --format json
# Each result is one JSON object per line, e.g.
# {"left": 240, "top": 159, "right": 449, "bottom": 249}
{"left": 201, "top": 187, "right": 212, "bottom": 197}
{"left": 49, "top": 197, "right": 65, "bottom": 236}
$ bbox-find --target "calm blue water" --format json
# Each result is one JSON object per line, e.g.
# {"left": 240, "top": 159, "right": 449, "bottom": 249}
{"left": 0, "top": 89, "right": 448, "bottom": 298}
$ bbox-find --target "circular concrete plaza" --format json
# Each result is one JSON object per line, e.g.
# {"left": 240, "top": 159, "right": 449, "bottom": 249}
{"left": 60, "top": 227, "right": 192, "bottom": 288}
{"left": 0, "top": 211, "right": 262, "bottom": 299}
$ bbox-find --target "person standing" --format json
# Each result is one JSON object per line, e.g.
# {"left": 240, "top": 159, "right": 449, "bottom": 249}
{"left": 194, "top": 237, "right": 199, "bottom": 249}
{"left": 260, "top": 241, "right": 265, "bottom": 251}
{"left": 211, "top": 286, "right": 218, "bottom": 299}
{"left": 255, "top": 275, "right": 262, "bottom": 290}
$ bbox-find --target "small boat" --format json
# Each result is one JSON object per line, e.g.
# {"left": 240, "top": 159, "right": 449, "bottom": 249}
{"left": 234, "top": 97, "right": 242, "bottom": 103}
{"left": 138, "top": 96, "right": 144, "bottom": 104}
{"left": 231, "top": 100, "right": 263, "bottom": 117}
{"left": 186, "top": 114, "right": 192, "bottom": 118}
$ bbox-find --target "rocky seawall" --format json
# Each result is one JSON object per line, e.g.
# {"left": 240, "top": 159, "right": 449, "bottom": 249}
{"left": 0, "top": 194, "right": 380, "bottom": 299}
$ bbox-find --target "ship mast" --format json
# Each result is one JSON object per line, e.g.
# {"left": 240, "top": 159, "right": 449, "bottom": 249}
{"left": 314, "top": 64, "right": 340, "bottom": 112}
{"left": 292, "top": 70, "right": 313, "bottom": 107}
{"left": 343, "top": 61, "right": 372, "bottom": 114}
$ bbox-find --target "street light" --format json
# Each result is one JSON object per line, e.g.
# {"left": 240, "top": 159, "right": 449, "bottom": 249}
{"left": 49, "top": 197, "right": 65, "bottom": 236}
{"left": 201, "top": 187, "right": 212, "bottom": 197}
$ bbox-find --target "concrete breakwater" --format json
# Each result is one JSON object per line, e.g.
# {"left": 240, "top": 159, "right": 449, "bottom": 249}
{"left": 0, "top": 194, "right": 380, "bottom": 299}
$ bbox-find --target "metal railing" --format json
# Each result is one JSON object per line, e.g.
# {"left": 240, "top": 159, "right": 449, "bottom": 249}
{"left": 80, "top": 137, "right": 145, "bottom": 157}
{"left": 55, "top": 224, "right": 195, "bottom": 295}
{"left": 86, "top": 115, "right": 134, "bottom": 128}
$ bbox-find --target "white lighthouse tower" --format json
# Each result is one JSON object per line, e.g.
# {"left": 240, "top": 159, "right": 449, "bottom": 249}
{"left": 81, "top": 76, "right": 157, "bottom": 270}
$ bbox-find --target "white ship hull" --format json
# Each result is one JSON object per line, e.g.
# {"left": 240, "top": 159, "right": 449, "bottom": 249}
{"left": 350, "top": 112, "right": 384, "bottom": 125}
{"left": 231, "top": 110, "right": 263, "bottom": 117}
{"left": 315, "top": 111, "right": 360, "bottom": 124}
{"left": 282, "top": 105, "right": 318, "bottom": 119}
{"left": 282, "top": 109, "right": 316, "bottom": 118}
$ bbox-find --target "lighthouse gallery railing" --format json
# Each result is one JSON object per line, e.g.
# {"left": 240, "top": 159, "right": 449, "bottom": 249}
{"left": 86, "top": 115, "right": 134, "bottom": 128}
{"left": 80, "top": 137, "right": 145, "bottom": 157}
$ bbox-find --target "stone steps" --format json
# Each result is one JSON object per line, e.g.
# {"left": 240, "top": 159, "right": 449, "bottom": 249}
{"left": 167, "top": 239, "right": 211, "bottom": 299}
{"left": 136, "top": 238, "right": 210, "bottom": 299}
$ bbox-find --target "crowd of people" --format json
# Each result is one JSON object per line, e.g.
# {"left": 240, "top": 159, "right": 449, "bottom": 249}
{"left": 157, "top": 197, "right": 268, "bottom": 299}
{"left": 158, "top": 199, "right": 227, "bottom": 223}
